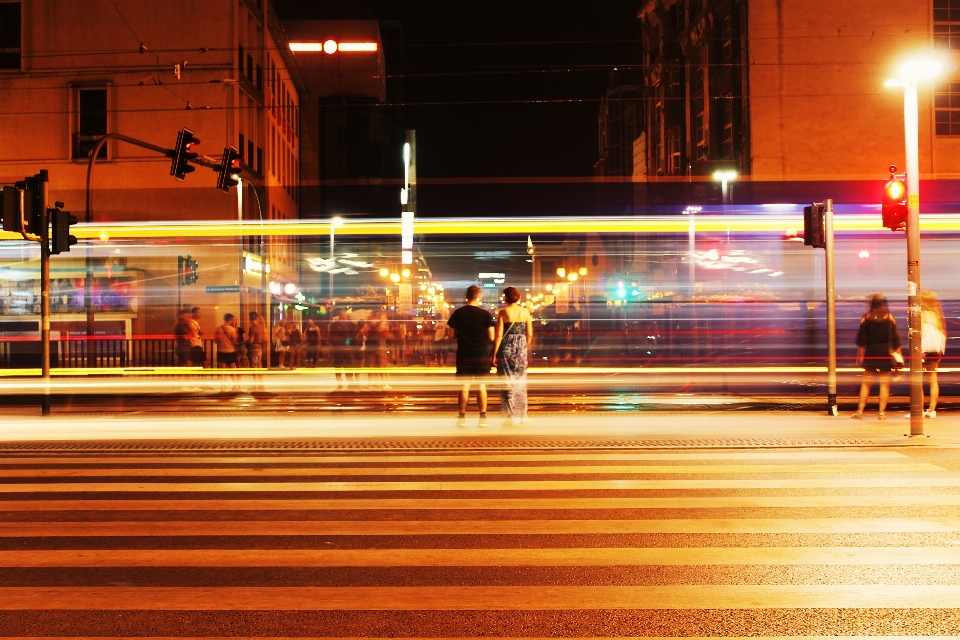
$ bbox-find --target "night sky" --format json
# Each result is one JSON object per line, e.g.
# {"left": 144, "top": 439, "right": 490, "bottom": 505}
{"left": 275, "top": 0, "right": 642, "bottom": 179}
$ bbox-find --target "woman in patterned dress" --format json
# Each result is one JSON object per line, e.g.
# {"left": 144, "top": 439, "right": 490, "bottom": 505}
{"left": 493, "top": 286, "right": 534, "bottom": 425}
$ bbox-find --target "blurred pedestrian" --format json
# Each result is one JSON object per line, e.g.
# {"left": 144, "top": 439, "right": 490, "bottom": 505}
{"left": 493, "top": 286, "right": 534, "bottom": 425}
{"left": 434, "top": 319, "right": 450, "bottom": 366}
{"left": 447, "top": 285, "right": 495, "bottom": 427}
{"left": 247, "top": 311, "right": 267, "bottom": 392}
{"left": 330, "top": 310, "right": 356, "bottom": 389}
{"left": 287, "top": 321, "right": 302, "bottom": 369}
{"left": 189, "top": 306, "right": 205, "bottom": 366}
{"left": 852, "top": 294, "right": 902, "bottom": 420}
{"left": 214, "top": 313, "right": 240, "bottom": 392}
{"left": 367, "top": 312, "right": 391, "bottom": 389}
{"left": 272, "top": 322, "right": 289, "bottom": 369}
{"left": 920, "top": 290, "right": 947, "bottom": 418}
{"left": 304, "top": 319, "right": 321, "bottom": 366}
{"left": 174, "top": 310, "right": 194, "bottom": 368}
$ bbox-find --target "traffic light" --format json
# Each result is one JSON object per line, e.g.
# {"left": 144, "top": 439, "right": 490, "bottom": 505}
{"left": 170, "top": 128, "right": 200, "bottom": 181}
{"left": 2, "top": 186, "right": 20, "bottom": 233}
{"left": 882, "top": 169, "right": 908, "bottom": 231}
{"left": 50, "top": 205, "right": 78, "bottom": 255}
{"left": 803, "top": 203, "right": 825, "bottom": 248}
{"left": 22, "top": 176, "right": 43, "bottom": 237}
{"left": 181, "top": 255, "right": 199, "bottom": 285}
{"left": 216, "top": 146, "right": 242, "bottom": 192}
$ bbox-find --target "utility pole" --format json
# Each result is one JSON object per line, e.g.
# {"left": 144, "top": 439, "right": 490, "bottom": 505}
{"left": 37, "top": 172, "right": 51, "bottom": 415}
{"left": 903, "top": 78, "right": 924, "bottom": 436}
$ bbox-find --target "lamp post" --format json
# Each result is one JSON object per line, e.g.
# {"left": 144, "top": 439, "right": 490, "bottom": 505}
{"left": 712, "top": 169, "right": 738, "bottom": 205}
{"left": 885, "top": 56, "right": 942, "bottom": 436}
{"left": 329, "top": 216, "right": 343, "bottom": 302}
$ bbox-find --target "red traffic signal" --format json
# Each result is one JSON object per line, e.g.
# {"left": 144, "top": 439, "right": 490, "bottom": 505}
{"left": 803, "top": 203, "right": 825, "bottom": 248}
{"left": 882, "top": 176, "right": 907, "bottom": 231}
{"left": 170, "top": 128, "right": 200, "bottom": 181}
{"left": 216, "top": 146, "right": 242, "bottom": 192}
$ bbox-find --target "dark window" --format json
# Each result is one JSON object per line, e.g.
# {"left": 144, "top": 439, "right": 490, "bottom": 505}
{"left": 238, "top": 44, "right": 245, "bottom": 76}
{"left": 721, "top": 15, "right": 732, "bottom": 64}
{"left": 718, "top": 95, "right": 734, "bottom": 158}
{"left": 247, "top": 139, "right": 254, "bottom": 168}
{"left": 935, "top": 83, "right": 960, "bottom": 135}
{"left": 256, "top": 146, "right": 263, "bottom": 175}
{"left": 256, "top": 64, "right": 263, "bottom": 92}
{"left": 0, "top": 2, "right": 21, "bottom": 70}
{"left": 246, "top": 54, "right": 253, "bottom": 82}
{"left": 934, "top": 0, "right": 960, "bottom": 49}
{"left": 238, "top": 133, "right": 245, "bottom": 163}
{"left": 74, "top": 88, "right": 107, "bottom": 159}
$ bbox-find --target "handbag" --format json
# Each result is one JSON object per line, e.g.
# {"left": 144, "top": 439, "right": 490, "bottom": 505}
{"left": 891, "top": 350, "right": 904, "bottom": 366}
{"left": 921, "top": 312, "right": 946, "bottom": 354}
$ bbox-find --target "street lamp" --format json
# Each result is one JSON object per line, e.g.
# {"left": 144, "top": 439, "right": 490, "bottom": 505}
{"left": 329, "top": 216, "right": 343, "bottom": 302}
{"left": 712, "top": 169, "right": 738, "bottom": 205}
{"left": 885, "top": 54, "right": 943, "bottom": 436}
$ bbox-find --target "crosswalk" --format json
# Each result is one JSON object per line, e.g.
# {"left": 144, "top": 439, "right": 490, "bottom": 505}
{"left": 1, "top": 445, "right": 959, "bottom": 636}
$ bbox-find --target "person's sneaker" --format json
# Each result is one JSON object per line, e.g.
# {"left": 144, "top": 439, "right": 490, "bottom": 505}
{"left": 477, "top": 417, "right": 490, "bottom": 427}
{"left": 924, "top": 410, "right": 937, "bottom": 419}
{"left": 455, "top": 416, "right": 467, "bottom": 428}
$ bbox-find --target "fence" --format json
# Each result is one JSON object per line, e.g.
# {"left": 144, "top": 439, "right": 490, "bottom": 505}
{"left": 0, "top": 338, "right": 217, "bottom": 369}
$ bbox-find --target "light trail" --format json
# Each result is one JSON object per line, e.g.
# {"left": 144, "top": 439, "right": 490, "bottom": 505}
{"left": 5, "top": 213, "right": 960, "bottom": 241}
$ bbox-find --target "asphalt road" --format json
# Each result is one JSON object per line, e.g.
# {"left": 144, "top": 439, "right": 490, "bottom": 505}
{"left": 2, "top": 438, "right": 960, "bottom": 635}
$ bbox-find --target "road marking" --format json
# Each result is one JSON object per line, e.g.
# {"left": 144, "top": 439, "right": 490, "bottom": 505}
{"left": 6, "top": 517, "right": 960, "bottom": 536}
{"left": 0, "top": 463, "right": 940, "bottom": 478}
{"left": 3, "top": 494, "right": 960, "bottom": 510}
{"left": 0, "top": 451, "right": 910, "bottom": 465}
{"left": 4, "top": 477, "right": 959, "bottom": 492}
{"left": 2, "top": 585, "right": 960, "bottom": 609}
{"left": 4, "top": 546, "right": 960, "bottom": 567}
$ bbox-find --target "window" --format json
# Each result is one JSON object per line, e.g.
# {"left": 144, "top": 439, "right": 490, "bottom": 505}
{"left": 74, "top": 88, "right": 107, "bottom": 159}
{"left": 935, "top": 0, "right": 960, "bottom": 49}
{"left": 719, "top": 95, "right": 734, "bottom": 158}
{"left": 935, "top": 83, "right": 960, "bottom": 135}
{"left": 721, "top": 15, "right": 733, "bottom": 64}
{"left": 667, "top": 131, "right": 681, "bottom": 174}
{"left": 238, "top": 133, "right": 245, "bottom": 163}
{"left": 0, "top": 2, "right": 21, "bottom": 70}
{"left": 238, "top": 44, "right": 245, "bottom": 76}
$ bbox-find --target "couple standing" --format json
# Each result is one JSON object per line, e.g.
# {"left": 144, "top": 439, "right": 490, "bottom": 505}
{"left": 448, "top": 285, "right": 533, "bottom": 427}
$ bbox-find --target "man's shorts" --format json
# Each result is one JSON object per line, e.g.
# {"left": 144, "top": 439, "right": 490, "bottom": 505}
{"left": 456, "top": 358, "right": 492, "bottom": 381}
{"left": 218, "top": 351, "right": 238, "bottom": 367}
{"left": 924, "top": 352, "right": 942, "bottom": 371}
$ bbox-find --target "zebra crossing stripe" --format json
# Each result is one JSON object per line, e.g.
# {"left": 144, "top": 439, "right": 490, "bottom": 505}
{"left": 0, "top": 462, "right": 941, "bottom": 477}
{"left": 2, "top": 584, "right": 960, "bottom": 610}
{"left": 2, "top": 546, "right": 960, "bottom": 567}
{"left": 4, "top": 516, "right": 959, "bottom": 536}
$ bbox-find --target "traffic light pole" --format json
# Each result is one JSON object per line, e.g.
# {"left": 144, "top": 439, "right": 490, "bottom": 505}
{"left": 824, "top": 199, "right": 838, "bottom": 416}
{"left": 904, "top": 80, "right": 924, "bottom": 436}
{"left": 38, "top": 172, "right": 51, "bottom": 416}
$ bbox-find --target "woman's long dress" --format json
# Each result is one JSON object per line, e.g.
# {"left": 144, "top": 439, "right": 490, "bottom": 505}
{"left": 497, "top": 321, "right": 528, "bottom": 424}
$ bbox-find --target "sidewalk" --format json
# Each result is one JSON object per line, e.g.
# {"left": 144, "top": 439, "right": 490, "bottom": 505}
{"left": 1, "top": 408, "right": 957, "bottom": 447}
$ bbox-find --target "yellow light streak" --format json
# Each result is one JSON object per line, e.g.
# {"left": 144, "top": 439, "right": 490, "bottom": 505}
{"left": 6, "top": 215, "right": 960, "bottom": 242}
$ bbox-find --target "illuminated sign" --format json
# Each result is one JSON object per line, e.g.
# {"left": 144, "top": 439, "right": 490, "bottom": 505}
{"left": 478, "top": 272, "right": 505, "bottom": 279}
{"left": 289, "top": 41, "right": 378, "bottom": 53}
{"left": 243, "top": 253, "right": 270, "bottom": 276}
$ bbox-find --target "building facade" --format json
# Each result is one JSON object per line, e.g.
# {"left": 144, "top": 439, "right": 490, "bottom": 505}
{"left": 0, "top": 0, "right": 306, "bottom": 340}
{"left": 634, "top": 0, "right": 960, "bottom": 199}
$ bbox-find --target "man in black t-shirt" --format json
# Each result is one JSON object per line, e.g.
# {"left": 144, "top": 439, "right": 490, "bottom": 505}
{"left": 447, "top": 285, "right": 495, "bottom": 427}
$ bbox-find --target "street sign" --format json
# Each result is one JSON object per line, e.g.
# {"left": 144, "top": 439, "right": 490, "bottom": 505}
{"left": 398, "top": 283, "right": 413, "bottom": 315}
{"left": 206, "top": 285, "right": 240, "bottom": 293}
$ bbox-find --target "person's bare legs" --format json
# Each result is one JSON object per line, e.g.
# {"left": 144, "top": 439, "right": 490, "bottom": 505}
{"left": 477, "top": 384, "right": 488, "bottom": 413}
{"left": 929, "top": 370, "right": 939, "bottom": 412}
{"left": 459, "top": 384, "right": 471, "bottom": 415}
{"left": 857, "top": 370, "right": 875, "bottom": 414}
{"left": 878, "top": 371, "right": 891, "bottom": 415}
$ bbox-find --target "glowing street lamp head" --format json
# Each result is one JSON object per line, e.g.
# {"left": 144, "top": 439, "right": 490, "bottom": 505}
{"left": 331, "top": 216, "right": 343, "bottom": 228}
{"left": 323, "top": 39, "right": 338, "bottom": 54}
{"left": 712, "top": 169, "right": 738, "bottom": 182}
{"left": 390, "top": 272, "right": 401, "bottom": 283}
{"left": 887, "top": 55, "right": 945, "bottom": 86}
{"left": 379, "top": 268, "right": 389, "bottom": 278}
{"left": 556, "top": 267, "right": 566, "bottom": 278}
{"left": 578, "top": 267, "right": 588, "bottom": 276}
